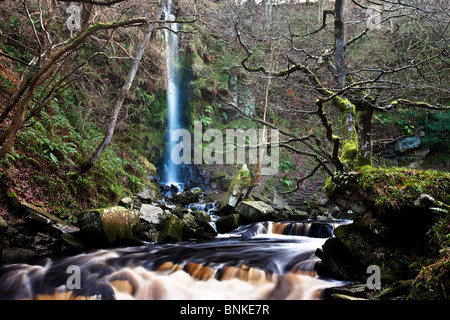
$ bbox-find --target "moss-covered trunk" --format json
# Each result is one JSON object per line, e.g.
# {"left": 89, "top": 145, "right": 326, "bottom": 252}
{"left": 332, "top": 96, "right": 358, "bottom": 165}
{"left": 355, "top": 102, "right": 374, "bottom": 167}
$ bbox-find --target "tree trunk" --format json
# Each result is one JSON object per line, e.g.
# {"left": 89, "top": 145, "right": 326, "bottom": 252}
{"left": 355, "top": 102, "right": 374, "bottom": 167}
{"left": 333, "top": 96, "right": 358, "bottom": 165}
{"left": 79, "top": 20, "right": 156, "bottom": 174}
{"left": 334, "top": 0, "right": 346, "bottom": 88}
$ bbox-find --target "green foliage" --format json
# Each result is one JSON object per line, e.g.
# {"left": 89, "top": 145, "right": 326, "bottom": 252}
{"left": 327, "top": 164, "right": 450, "bottom": 213}
{"left": 422, "top": 110, "right": 450, "bottom": 151}
{"left": 358, "top": 166, "right": 448, "bottom": 210}
{"left": 279, "top": 153, "right": 294, "bottom": 173}
{"left": 279, "top": 176, "right": 293, "bottom": 190}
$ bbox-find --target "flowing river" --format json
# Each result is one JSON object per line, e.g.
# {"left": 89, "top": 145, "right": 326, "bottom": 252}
{"left": 0, "top": 219, "right": 349, "bottom": 300}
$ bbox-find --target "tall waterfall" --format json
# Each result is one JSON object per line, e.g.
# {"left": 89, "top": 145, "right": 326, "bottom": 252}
{"left": 161, "top": 0, "right": 182, "bottom": 188}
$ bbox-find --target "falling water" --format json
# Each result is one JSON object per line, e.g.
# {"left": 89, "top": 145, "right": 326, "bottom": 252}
{"left": 161, "top": 0, "right": 182, "bottom": 188}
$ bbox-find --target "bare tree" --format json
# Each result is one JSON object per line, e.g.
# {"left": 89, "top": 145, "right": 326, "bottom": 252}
{"left": 195, "top": 0, "right": 449, "bottom": 192}
{"left": 0, "top": 0, "right": 152, "bottom": 160}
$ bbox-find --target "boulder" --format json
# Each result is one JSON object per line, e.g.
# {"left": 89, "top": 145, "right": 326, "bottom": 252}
{"left": 171, "top": 187, "right": 202, "bottom": 206}
{"left": 218, "top": 164, "right": 253, "bottom": 214}
{"left": 235, "top": 201, "right": 276, "bottom": 223}
{"left": 251, "top": 192, "right": 272, "bottom": 205}
{"left": 191, "top": 211, "right": 217, "bottom": 238}
{"left": 288, "top": 210, "right": 309, "bottom": 221}
{"left": 209, "top": 172, "right": 228, "bottom": 191}
{"left": 158, "top": 215, "right": 184, "bottom": 243}
{"left": 215, "top": 214, "right": 241, "bottom": 234}
{"left": 273, "top": 193, "right": 287, "bottom": 209}
{"left": 119, "top": 197, "right": 133, "bottom": 208}
{"left": 135, "top": 185, "right": 159, "bottom": 204}
{"left": 77, "top": 206, "right": 140, "bottom": 245}
{"left": 20, "top": 201, "right": 79, "bottom": 235}
{"left": 395, "top": 135, "right": 421, "bottom": 153}
{"left": 139, "top": 204, "right": 163, "bottom": 225}
{"left": 316, "top": 209, "right": 436, "bottom": 284}
{"left": 53, "top": 233, "right": 86, "bottom": 255}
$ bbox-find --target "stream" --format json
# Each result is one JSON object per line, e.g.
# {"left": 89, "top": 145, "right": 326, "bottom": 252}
{"left": 0, "top": 219, "right": 350, "bottom": 300}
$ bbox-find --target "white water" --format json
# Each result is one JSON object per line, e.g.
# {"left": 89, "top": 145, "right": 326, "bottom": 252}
{"left": 0, "top": 221, "right": 349, "bottom": 300}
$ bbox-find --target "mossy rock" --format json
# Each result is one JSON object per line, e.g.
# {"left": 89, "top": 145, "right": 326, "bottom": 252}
{"left": 6, "top": 191, "right": 20, "bottom": 211}
{"left": 158, "top": 215, "right": 184, "bottom": 243}
{"left": 219, "top": 164, "right": 253, "bottom": 213}
{"left": 77, "top": 206, "right": 140, "bottom": 245}
{"left": 137, "top": 155, "right": 157, "bottom": 177}
{"left": 329, "top": 220, "right": 433, "bottom": 284}
{"left": 21, "top": 201, "right": 67, "bottom": 225}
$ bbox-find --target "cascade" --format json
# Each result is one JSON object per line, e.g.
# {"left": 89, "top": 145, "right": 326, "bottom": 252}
{"left": 0, "top": 227, "right": 348, "bottom": 300}
{"left": 161, "top": 0, "right": 183, "bottom": 189}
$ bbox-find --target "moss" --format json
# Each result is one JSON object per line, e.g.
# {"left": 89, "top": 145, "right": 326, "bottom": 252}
{"left": 219, "top": 164, "right": 253, "bottom": 211}
{"left": 341, "top": 140, "right": 358, "bottom": 164}
{"left": 358, "top": 166, "right": 450, "bottom": 210}
{"left": 6, "top": 191, "right": 20, "bottom": 210}
{"left": 100, "top": 206, "right": 140, "bottom": 243}
{"left": 137, "top": 155, "right": 156, "bottom": 176}
{"left": 158, "top": 215, "right": 184, "bottom": 242}
{"left": 332, "top": 97, "right": 359, "bottom": 164}
{"left": 407, "top": 253, "right": 450, "bottom": 300}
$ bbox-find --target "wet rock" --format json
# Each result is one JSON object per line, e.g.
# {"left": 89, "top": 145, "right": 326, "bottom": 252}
{"left": 171, "top": 187, "right": 202, "bottom": 206}
{"left": 316, "top": 208, "right": 436, "bottom": 285}
{"left": 235, "top": 201, "right": 276, "bottom": 223}
{"left": 53, "top": 233, "right": 86, "bottom": 255}
{"left": 315, "top": 234, "right": 366, "bottom": 282}
{"left": 215, "top": 214, "right": 241, "bottom": 234}
{"left": 191, "top": 211, "right": 217, "bottom": 238}
{"left": 1, "top": 247, "right": 38, "bottom": 264}
{"left": 77, "top": 206, "right": 140, "bottom": 245}
{"left": 287, "top": 210, "right": 309, "bottom": 221}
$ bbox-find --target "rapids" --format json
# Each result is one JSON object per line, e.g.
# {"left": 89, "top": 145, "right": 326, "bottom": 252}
{"left": 0, "top": 220, "right": 349, "bottom": 300}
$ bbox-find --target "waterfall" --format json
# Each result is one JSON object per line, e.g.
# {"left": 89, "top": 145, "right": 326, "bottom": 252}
{"left": 161, "top": 0, "right": 182, "bottom": 189}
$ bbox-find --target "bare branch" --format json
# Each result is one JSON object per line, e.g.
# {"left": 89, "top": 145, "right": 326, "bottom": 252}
{"left": 280, "top": 164, "right": 322, "bottom": 194}
{"left": 386, "top": 99, "right": 450, "bottom": 111}
{"left": 56, "top": 0, "right": 127, "bottom": 6}
{"left": 0, "top": 51, "right": 31, "bottom": 66}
